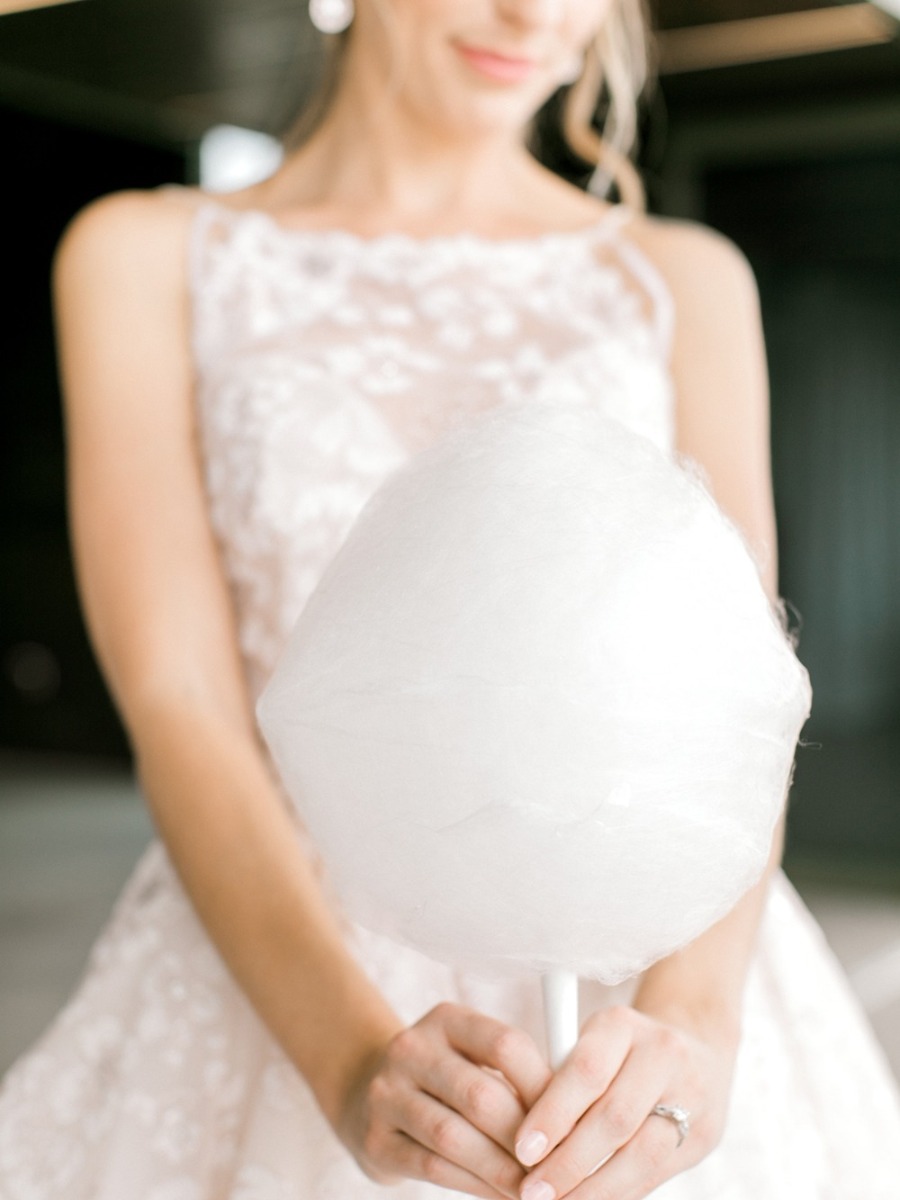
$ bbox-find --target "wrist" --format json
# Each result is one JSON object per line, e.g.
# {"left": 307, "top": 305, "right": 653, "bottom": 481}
{"left": 310, "top": 1001, "right": 404, "bottom": 1132}
{"left": 632, "top": 978, "right": 743, "bottom": 1056}
{"left": 628, "top": 859, "right": 780, "bottom": 1059}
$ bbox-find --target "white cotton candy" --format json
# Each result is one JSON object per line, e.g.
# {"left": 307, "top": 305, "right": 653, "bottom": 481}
{"left": 258, "top": 400, "right": 812, "bottom": 985}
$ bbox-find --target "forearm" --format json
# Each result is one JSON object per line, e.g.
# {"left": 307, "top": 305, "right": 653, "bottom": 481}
{"left": 631, "top": 813, "right": 785, "bottom": 1051}
{"left": 131, "top": 695, "right": 404, "bottom": 1127}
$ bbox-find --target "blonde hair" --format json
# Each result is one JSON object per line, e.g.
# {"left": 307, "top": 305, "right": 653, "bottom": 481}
{"left": 287, "top": 0, "right": 654, "bottom": 210}
{"left": 561, "top": 0, "right": 653, "bottom": 210}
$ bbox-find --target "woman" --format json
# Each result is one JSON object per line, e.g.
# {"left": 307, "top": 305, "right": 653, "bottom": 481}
{"left": 2, "top": 1, "right": 899, "bottom": 1197}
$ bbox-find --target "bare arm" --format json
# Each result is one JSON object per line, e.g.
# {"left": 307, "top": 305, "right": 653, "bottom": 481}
{"left": 631, "top": 220, "right": 784, "bottom": 1050}
{"left": 53, "top": 190, "right": 403, "bottom": 1123}
{"left": 513, "top": 220, "right": 794, "bottom": 1199}
{"left": 54, "top": 190, "right": 549, "bottom": 1200}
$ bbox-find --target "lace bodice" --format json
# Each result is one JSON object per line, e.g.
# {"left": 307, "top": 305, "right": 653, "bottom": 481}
{"left": 188, "top": 201, "right": 677, "bottom": 697}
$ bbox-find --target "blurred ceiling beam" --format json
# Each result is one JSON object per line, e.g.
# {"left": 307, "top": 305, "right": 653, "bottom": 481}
{"left": 0, "top": 0, "right": 898, "bottom": 147}
{"left": 0, "top": 0, "right": 84, "bottom": 13}
{"left": 658, "top": 3, "right": 897, "bottom": 72}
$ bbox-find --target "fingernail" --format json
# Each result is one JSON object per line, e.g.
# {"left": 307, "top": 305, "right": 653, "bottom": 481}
{"left": 520, "top": 1180, "right": 555, "bottom": 1200}
{"left": 515, "top": 1130, "right": 549, "bottom": 1166}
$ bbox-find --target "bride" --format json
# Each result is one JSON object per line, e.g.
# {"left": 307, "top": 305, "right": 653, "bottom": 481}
{"left": 2, "top": 1, "right": 899, "bottom": 1197}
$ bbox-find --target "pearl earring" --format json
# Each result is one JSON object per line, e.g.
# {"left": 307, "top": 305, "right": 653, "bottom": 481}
{"left": 309, "top": 0, "right": 354, "bottom": 34}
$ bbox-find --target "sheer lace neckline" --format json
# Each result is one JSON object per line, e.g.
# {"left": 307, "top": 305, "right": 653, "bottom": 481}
{"left": 193, "top": 194, "right": 633, "bottom": 257}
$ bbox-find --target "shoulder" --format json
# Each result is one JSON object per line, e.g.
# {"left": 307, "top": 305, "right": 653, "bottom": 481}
{"left": 53, "top": 186, "right": 204, "bottom": 304}
{"left": 617, "top": 211, "right": 768, "bottom": 416}
{"left": 621, "top": 211, "right": 761, "bottom": 325}
{"left": 621, "top": 214, "right": 776, "bottom": 581}
{"left": 620, "top": 210, "right": 769, "bottom": 401}
{"left": 53, "top": 190, "right": 205, "bottom": 423}
{"left": 621, "top": 211, "right": 755, "bottom": 285}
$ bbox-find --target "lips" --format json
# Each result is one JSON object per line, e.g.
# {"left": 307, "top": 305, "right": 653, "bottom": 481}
{"left": 455, "top": 42, "right": 540, "bottom": 84}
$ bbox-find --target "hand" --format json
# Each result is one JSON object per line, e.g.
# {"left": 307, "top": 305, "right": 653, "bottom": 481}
{"left": 337, "top": 1002, "right": 553, "bottom": 1199}
{"left": 512, "top": 1005, "right": 737, "bottom": 1200}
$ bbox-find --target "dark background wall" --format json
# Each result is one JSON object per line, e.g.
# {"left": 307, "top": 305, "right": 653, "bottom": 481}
{"left": 706, "top": 151, "right": 900, "bottom": 871}
{"left": 1, "top": 0, "right": 899, "bottom": 874}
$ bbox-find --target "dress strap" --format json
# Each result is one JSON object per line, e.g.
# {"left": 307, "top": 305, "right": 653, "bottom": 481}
{"left": 592, "top": 206, "right": 676, "bottom": 364}
{"left": 594, "top": 203, "right": 636, "bottom": 238}
{"left": 154, "top": 183, "right": 223, "bottom": 295}
{"left": 154, "top": 186, "right": 237, "bottom": 370}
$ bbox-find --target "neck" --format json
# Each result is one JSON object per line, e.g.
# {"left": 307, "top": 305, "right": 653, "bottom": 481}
{"left": 269, "top": 49, "right": 549, "bottom": 235}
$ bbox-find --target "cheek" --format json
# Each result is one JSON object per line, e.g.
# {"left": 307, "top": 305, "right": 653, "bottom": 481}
{"left": 569, "top": 0, "right": 617, "bottom": 46}
{"left": 360, "top": 0, "right": 469, "bottom": 80}
{"left": 379, "top": 0, "right": 475, "bottom": 36}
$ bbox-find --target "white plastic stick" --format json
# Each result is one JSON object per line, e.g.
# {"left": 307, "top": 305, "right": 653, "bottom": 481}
{"left": 541, "top": 969, "right": 579, "bottom": 1070}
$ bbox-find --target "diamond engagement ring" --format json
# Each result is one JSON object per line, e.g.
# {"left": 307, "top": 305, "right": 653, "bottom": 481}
{"left": 651, "top": 1103, "right": 691, "bottom": 1147}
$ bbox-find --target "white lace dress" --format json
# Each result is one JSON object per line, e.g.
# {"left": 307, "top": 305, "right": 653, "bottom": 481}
{"left": 2, "top": 200, "right": 899, "bottom": 1200}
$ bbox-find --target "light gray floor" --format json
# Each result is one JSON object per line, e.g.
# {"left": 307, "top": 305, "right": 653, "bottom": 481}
{"left": 0, "top": 754, "right": 154, "bottom": 1071}
{"left": 1, "top": 753, "right": 899, "bottom": 1085}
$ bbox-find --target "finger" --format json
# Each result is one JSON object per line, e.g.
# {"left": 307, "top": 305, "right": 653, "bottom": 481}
{"left": 391, "top": 1093, "right": 526, "bottom": 1200}
{"left": 420, "top": 1051, "right": 529, "bottom": 1153}
{"left": 437, "top": 1004, "right": 553, "bottom": 1109}
{"left": 387, "top": 1129, "right": 513, "bottom": 1200}
{"left": 566, "top": 1116, "right": 688, "bottom": 1200}
{"left": 518, "top": 1046, "right": 667, "bottom": 1200}
{"left": 514, "top": 1009, "right": 633, "bottom": 1169}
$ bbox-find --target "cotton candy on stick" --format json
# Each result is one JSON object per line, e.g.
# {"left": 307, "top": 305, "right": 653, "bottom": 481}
{"left": 257, "top": 399, "right": 811, "bottom": 1068}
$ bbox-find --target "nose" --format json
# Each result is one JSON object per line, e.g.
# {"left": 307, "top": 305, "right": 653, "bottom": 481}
{"left": 495, "top": 0, "right": 566, "bottom": 28}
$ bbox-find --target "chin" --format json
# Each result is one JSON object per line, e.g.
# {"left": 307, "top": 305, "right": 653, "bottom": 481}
{"left": 427, "top": 81, "right": 555, "bottom": 142}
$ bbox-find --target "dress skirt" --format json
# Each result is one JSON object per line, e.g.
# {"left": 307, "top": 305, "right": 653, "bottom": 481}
{"left": 1, "top": 833, "right": 900, "bottom": 1199}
